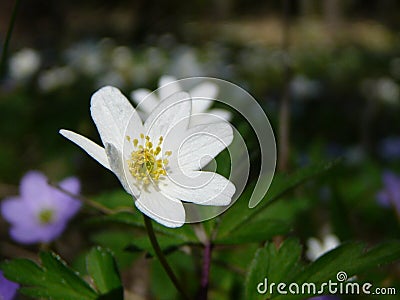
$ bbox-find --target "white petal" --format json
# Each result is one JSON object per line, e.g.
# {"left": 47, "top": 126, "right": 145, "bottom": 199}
{"left": 159, "top": 171, "right": 235, "bottom": 206}
{"left": 190, "top": 109, "right": 232, "bottom": 127}
{"left": 158, "top": 75, "right": 182, "bottom": 101}
{"left": 190, "top": 82, "right": 218, "bottom": 114}
{"left": 59, "top": 129, "right": 110, "bottom": 170}
{"left": 306, "top": 238, "right": 323, "bottom": 261}
{"left": 105, "top": 143, "right": 140, "bottom": 197}
{"left": 135, "top": 185, "right": 185, "bottom": 228}
{"left": 207, "top": 108, "right": 232, "bottom": 121}
{"left": 174, "top": 122, "right": 233, "bottom": 171}
{"left": 144, "top": 91, "right": 191, "bottom": 140}
{"left": 90, "top": 86, "right": 137, "bottom": 149}
{"left": 130, "top": 88, "right": 160, "bottom": 115}
{"left": 324, "top": 234, "right": 340, "bottom": 251}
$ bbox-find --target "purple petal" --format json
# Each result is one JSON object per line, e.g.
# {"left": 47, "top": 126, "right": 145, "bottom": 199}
{"left": 383, "top": 172, "right": 400, "bottom": 211}
{"left": 376, "top": 191, "right": 391, "bottom": 207}
{"left": 9, "top": 221, "right": 66, "bottom": 244}
{"left": 0, "top": 271, "right": 19, "bottom": 300}
{"left": 380, "top": 137, "right": 400, "bottom": 160}
{"left": 36, "top": 222, "right": 67, "bottom": 243}
{"left": 1, "top": 197, "right": 36, "bottom": 226}
{"left": 9, "top": 224, "right": 43, "bottom": 244}
{"left": 59, "top": 177, "right": 80, "bottom": 195}
{"left": 19, "top": 171, "right": 53, "bottom": 213}
{"left": 51, "top": 177, "right": 81, "bottom": 221}
{"left": 382, "top": 171, "right": 398, "bottom": 188}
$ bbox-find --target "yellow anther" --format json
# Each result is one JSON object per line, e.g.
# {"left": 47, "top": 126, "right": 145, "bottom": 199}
{"left": 127, "top": 134, "right": 171, "bottom": 186}
{"left": 126, "top": 136, "right": 131, "bottom": 142}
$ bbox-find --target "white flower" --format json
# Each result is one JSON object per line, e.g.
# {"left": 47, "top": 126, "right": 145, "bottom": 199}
{"left": 38, "top": 66, "right": 75, "bottom": 92}
{"left": 289, "top": 75, "right": 320, "bottom": 100}
{"left": 375, "top": 77, "right": 399, "bottom": 105}
{"left": 9, "top": 48, "right": 41, "bottom": 81}
{"left": 60, "top": 86, "right": 235, "bottom": 227}
{"left": 131, "top": 75, "right": 232, "bottom": 126}
{"left": 168, "top": 47, "right": 204, "bottom": 78}
{"left": 306, "top": 234, "right": 340, "bottom": 261}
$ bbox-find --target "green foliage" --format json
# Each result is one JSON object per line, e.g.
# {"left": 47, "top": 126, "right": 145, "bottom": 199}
{"left": 1, "top": 248, "right": 123, "bottom": 300}
{"left": 245, "top": 238, "right": 302, "bottom": 300}
{"left": 215, "top": 219, "right": 291, "bottom": 245}
{"left": 215, "top": 160, "right": 340, "bottom": 244}
{"left": 86, "top": 247, "right": 123, "bottom": 299}
{"left": 246, "top": 239, "right": 400, "bottom": 300}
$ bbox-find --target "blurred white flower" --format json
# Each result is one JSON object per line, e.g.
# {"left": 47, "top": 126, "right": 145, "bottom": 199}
{"left": 38, "top": 66, "right": 75, "bottom": 92}
{"left": 9, "top": 48, "right": 41, "bottom": 81}
{"left": 65, "top": 41, "right": 107, "bottom": 76}
{"left": 390, "top": 57, "right": 400, "bottom": 79}
{"left": 306, "top": 234, "right": 340, "bottom": 261}
{"left": 111, "top": 46, "right": 133, "bottom": 72}
{"left": 131, "top": 75, "right": 231, "bottom": 125}
{"left": 290, "top": 75, "right": 320, "bottom": 100}
{"left": 145, "top": 47, "right": 167, "bottom": 72}
{"left": 361, "top": 77, "right": 400, "bottom": 104}
{"left": 168, "top": 47, "right": 204, "bottom": 78}
{"left": 96, "top": 71, "right": 125, "bottom": 89}
{"left": 375, "top": 77, "right": 399, "bottom": 104}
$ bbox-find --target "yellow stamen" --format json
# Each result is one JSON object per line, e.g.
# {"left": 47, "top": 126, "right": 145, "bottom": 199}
{"left": 127, "top": 134, "right": 172, "bottom": 185}
{"left": 38, "top": 209, "right": 54, "bottom": 224}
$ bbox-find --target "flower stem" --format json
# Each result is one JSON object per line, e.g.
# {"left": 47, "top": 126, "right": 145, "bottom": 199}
{"left": 198, "top": 240, "right": 213, "bottom": 300}
{"left": 48, "top": 180, "right": 132, "bottom": 215}
{"left": 278, "top": 0, "right": 292, "bottom": 172}
{"left": 0, "top": 0, "right": 21, "bottom": 79}
{"left": 143, "top": 214, "right": 190, "bottom": 300}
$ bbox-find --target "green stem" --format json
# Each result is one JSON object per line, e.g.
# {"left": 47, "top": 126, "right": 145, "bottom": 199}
{"left": 143, "top": 214, "right": 191, "bottom": 300}
{"left": 0, "top": 0, "right": 21, "bottom": 79}
{"left": 48, "top": 180, "right": 133, "bottom": 215}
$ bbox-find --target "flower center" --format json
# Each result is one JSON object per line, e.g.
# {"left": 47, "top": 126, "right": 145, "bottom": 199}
{"left": 127, "top": 133, "right": 171, "bottom": 185}
{"left": 38, "top": 209, "right": 54, "bottom": 224}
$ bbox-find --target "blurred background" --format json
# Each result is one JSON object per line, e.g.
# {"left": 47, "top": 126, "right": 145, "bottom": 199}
{"left": 1, "top": 0, "right": 400, "bottom": 299}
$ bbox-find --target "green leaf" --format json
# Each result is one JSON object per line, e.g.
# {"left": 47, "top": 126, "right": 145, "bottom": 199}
{"left": 248, "top": 240, "right": 400, "bottom": 300}
{"left": 245, "top": 238, "right": 302, "bottom": 300}
{"left": 296, "top": 240, "right": 400, "bottom": 286}
{"left": 90, "top": 230, "right": 139, "bottom": 268}
{"left": 125, "top": 234, "right": 196, "bottom": 257}
{"left": 40, "top": 252, "right": 98, "bottom": 299}
{"left": 86, "top": 247, "right": 123, "bottom": 299}
{"left": 217, "top": 160, "right": 340, "bottom": 240}
{"left": 92, "top": 190, "right": 133, "bottom": 210}
{"left": 0, "top": 259, "right": 45, "bottom": 286}
{"left": 215, "top": 219, "right": 291, "bottom": 245}
{"left": 1, "top": 253, "right": 98, "bottom": 300}
{"left": 86, "top": 211, "right": 198, "bottom": 242}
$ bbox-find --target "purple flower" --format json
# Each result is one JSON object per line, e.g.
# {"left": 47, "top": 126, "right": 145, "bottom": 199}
{"left": 0, "top": 271, "right": 19, "bottom": 300}
{"left": 1, "top": 171, "right": 81, "bottom": 244}
{"left": 379, "top": 137, "right": 400, "bottom": 160}
{"left": 377, "top": 171, "right": 400, "bottom": 215}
